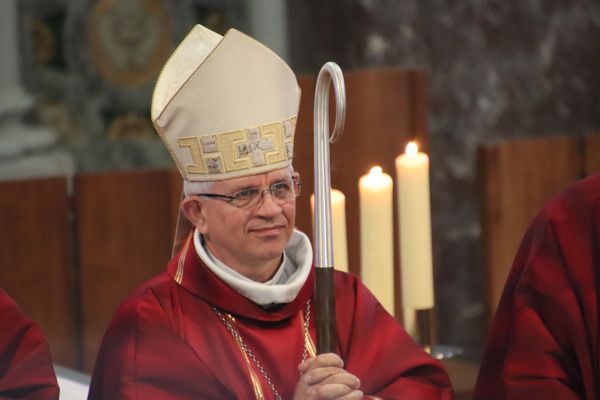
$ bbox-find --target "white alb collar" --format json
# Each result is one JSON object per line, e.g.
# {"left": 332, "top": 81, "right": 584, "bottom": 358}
{"left": 194, "top": 229, "right": 313, "bottom": 305}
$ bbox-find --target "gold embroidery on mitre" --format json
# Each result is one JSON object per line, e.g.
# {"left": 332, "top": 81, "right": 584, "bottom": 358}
{"left": 175, "top": 117, "right": 296, "bottom": 178}
{"left": 200, "top": 135, "right": 219, "bottom": 153}
{"left": 284, "top": 118, "right": 295, "bottom": 159}
{"left": 260, "top": 122, "right": 287, "bottom": 165}
{"left": 285, "top": 140, "right": 293, "bottom": 159}
{"left": 220, "top": 129, "right": 254, "bottom": 171}
{"left": 177, "top": 137, "right": 206, "bottom": 174}
{"left": 205, "top": 156, "right": 223, "bottom": 174}
{"left": 283, "top": 119, "right": 293, "bottom": 138}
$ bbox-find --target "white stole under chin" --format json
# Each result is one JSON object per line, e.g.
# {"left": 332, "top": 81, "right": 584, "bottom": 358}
{"left": 194, "top": 229, "right": 313, "bottom": 306}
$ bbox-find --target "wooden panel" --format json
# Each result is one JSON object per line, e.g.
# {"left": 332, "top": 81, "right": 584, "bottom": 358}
{"left": 584, "top": 132, "right": 600, "bottom": 175}
{"left": 0, "top": 177, "right": 77, "bottom": 367}
{"left": 76, "top": 169, "right": 175, "bottom": 372}
{"left": 409, "top": 69, "right": 430, "bottom": 140}
{"left": 441, "top": 359, "right": 479, "bottom": 400}
{"left": 292, "top": 73, "right": 317, "bottom": 241}
{"left": 294, "top": 67, "right": 429, "bottom": 317}
{"left": 168, "top": 169, "right": 184, "bottom": 235}
{"left": 479, "top": 136, "right": 582, "bottom": 320}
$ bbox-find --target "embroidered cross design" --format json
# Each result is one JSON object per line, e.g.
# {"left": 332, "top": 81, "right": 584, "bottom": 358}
{"left": 236, "top": 127, "right": 275, "bottom": 166}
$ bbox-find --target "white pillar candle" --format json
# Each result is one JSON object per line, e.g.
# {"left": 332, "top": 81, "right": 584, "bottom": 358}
{"left": 359, "top": 166, "right": 394, "bottom": 315}
{"left": 310, "top": 189, "right": 348, "bottom": 272}
{"left": 395, "top": 142, "right": 434, "bottom": 310}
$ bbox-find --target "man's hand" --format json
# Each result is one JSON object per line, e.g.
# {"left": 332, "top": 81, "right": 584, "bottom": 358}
{"left": 293, "top": 353, "right": 364, "bottom": 400}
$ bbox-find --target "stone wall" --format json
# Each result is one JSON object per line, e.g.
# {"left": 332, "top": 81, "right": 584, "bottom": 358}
{"left": 288, "top": 0, "right": 600, "bottom": 359}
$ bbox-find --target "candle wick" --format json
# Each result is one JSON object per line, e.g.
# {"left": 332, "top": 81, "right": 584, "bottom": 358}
{"left": 406, "top": 141, "right": 418, "bottom": 158}
{"left": 370, "top": 166, "right": 383, "bottom": 177}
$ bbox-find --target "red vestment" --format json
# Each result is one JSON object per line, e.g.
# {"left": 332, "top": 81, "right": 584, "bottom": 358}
{"left": 0, "top": 288, "right": 59, "bottom": 400}
{"left": 88, "top": 239, "right": 452, "bottom": 399}
{"left": 475, "top": 174, "right": 600, "bottom": 399}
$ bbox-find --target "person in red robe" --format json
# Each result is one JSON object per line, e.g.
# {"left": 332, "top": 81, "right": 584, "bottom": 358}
{"left": 88, "top": 228, "right": 452, "bottom": 399}
{"left": 88, "top": 24, "right": 453, "bottom": 400}
{"left": 0, "top": 288, "right": 59, "bottom": 399}
{"left": 475, "top": 173, "right": 600, "bottom": 399}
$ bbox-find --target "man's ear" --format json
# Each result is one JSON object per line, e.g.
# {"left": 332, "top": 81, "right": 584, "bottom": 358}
{"left": 181, "top": 197, "right": 209, "bottom": 234}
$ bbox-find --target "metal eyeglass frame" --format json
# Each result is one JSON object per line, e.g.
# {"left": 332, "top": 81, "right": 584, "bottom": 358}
{"left": 194, "top": 176, "right": 302, "bottom": 209}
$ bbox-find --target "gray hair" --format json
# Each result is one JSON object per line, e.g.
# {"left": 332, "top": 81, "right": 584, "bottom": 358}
{"left": 182, "top": 165, "right": 294, "bottom": 197}
{"left": 183, "top": 180, "right": 214, "bottom": 197}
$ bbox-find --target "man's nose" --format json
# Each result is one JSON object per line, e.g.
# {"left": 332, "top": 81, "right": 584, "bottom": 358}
{"left": 254, "top": 190, "right": 283, "bottom": 215}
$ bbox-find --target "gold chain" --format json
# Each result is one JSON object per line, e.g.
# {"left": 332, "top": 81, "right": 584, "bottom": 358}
{"left": 213, "top": 300, "right": 312, "bottom": 400}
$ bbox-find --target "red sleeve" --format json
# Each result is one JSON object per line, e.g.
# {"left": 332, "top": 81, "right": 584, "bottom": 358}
{"left": 0, "top": 289, "right": 59, "bottom": 400}
{"left": 335, "top": 273, "right": 453, "bottom": 400}
{"left": 475, "top": 175, "right": 600, "bottom": 400}
{"left": 87, "top": 286, "right": 230, "bottom": 400}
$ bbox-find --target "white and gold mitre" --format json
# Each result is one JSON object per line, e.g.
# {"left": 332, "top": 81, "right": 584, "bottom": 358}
{"left": 151, "top": 24, "right": 300, "bottom": 182}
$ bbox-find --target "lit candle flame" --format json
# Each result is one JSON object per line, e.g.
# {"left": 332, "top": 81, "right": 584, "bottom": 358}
{"left": 406, "top": 141, "right": 418, "bottom": 158}
{"left": 369, "top": 166, "right": 383, "bottom": 177}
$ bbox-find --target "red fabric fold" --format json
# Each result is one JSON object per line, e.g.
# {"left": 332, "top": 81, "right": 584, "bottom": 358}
{"left": 0, "top": 288, "right": 59, "bottom": 400}
{"left": 475, "top": 174, "right": 600, "bottom": 399}
{"left": 89, "top": 244, "right": 453, "bottom": 399}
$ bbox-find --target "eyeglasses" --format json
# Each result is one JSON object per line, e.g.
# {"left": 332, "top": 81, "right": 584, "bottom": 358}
{"left": 195, "top": 176, "right": 301, "bottom": 209}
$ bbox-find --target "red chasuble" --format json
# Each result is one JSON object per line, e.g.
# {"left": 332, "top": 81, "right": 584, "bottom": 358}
{"left": 475, "top": 174, "right": 600, "bottom": 399}
{"left": 88, "top": 237, "right": 452, "bottom": 399}
{"left": 0, "top": 288, "right": 59, "bottom": 400}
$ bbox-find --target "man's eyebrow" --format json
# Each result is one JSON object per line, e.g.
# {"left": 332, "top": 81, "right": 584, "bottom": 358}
{"left": 269, "top": 176, "right": 292, "bottom": 185}
{"left": 231, "top": 183, "right": 259, "bottom": 192}
{"left": 226, "top": 175, "right": 292, "bottom": 192}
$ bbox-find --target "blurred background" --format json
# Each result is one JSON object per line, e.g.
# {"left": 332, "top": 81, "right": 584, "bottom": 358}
{"left": 1, "top": 0, "right": 600, "bottom": 395}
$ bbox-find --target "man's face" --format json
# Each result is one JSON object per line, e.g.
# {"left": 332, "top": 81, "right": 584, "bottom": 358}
{"left": 194, "top": 168, "right": 297, "bottom": 278}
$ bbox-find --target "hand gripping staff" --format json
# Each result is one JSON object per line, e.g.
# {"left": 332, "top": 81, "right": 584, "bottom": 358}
{"left": 313, "top": 62, "right": 346, "bottom": 354}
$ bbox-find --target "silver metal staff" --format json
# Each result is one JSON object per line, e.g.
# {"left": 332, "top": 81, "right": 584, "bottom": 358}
{"left": 313, "top": 62, "right": 346, "bottom": 354}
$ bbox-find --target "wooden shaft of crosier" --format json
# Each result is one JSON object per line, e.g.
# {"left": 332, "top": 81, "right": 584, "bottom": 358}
{"left": 315, "top": 267, "right": 337, "bottom": 354}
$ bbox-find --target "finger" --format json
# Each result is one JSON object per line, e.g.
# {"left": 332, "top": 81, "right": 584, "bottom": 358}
{"left": 302, "top": 367, "right": 341, "bottom": 385}
{"left": 299, "top": 353, "right": 344, "bottom": 374}
{"left": 303, "top": 368, "right": 360, "bottom": 389}
{"left": 309, "top": 383, "right": 355, "bottom": 400}
{"left": 336, "top": 390, "right": 364, "bottom": 400}
{"left": 321, "top": 372, "right": 360, "bottom": 390}
{"left": 298, "top": 357, "right": 314, "bottom": 374}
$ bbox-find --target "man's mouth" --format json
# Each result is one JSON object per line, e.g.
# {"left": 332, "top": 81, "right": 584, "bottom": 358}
{"left": 249, "top": 225, "right": 284, "bottom": 235}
